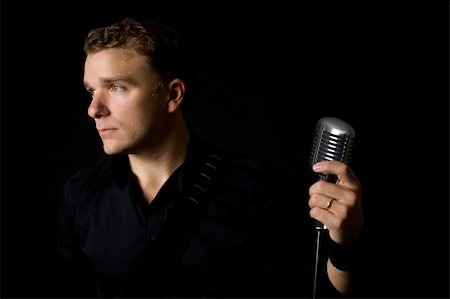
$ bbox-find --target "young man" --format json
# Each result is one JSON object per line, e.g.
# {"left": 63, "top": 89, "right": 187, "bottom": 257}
{"left": 57, "top": 17, "right": 367, "bottom": 297}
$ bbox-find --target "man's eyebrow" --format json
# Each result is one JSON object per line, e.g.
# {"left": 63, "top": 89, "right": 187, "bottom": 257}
{"left": 84, "top": 76, "right": 137, "bottom": 89}
{"left": 101, "top": 76, "right": 135, "bottom": 84}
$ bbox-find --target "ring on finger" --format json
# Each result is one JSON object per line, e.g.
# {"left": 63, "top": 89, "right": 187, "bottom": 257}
{"left": 325, "top": 199, "right": 334, "bottom": 210}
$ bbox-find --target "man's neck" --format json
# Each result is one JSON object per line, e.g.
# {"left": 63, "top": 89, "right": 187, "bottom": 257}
{"left": 128, "top": 124, "right": 190, "bottom": 204}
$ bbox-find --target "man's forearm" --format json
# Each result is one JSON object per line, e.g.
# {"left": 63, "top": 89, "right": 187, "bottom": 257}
{"left": 327, "top": 258, "right": 368, "bottom": 295}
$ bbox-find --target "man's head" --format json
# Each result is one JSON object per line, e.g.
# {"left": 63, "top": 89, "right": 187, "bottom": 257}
{"left": 83, "top": 18, "right": 194, "bottom": 156}
{"left": 84, "top": 18, "right": 195, "bottom": 116}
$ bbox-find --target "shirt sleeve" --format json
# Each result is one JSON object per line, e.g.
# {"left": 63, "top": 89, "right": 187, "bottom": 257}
{"left": 56, "top": 178, "right": 96, "bottom": 297}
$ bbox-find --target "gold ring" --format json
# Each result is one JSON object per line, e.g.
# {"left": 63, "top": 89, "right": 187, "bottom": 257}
{"left": 325, "top": 199, "right": 334, "bottom": 210}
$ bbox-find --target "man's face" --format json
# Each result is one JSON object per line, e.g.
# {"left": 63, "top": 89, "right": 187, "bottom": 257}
{"left": 83, "top": 48, "right": 170, "bottom": 155}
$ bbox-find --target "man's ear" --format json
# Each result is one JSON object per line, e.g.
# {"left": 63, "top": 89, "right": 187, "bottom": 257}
{"left": 167, "top": 79, "right": 185, "bottom": 113}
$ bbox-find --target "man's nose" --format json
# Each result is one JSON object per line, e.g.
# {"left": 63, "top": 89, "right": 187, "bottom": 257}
{"left": 87, "top": 92, "right": 109, "bottom": 119}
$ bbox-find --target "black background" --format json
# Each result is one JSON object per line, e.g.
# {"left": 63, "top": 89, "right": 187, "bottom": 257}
{"left": 1, "top": 1, "right": 448, "bottom": 298}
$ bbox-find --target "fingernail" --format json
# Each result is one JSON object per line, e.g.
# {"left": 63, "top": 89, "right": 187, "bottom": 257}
{"left": 313, "top": 163, "right": 321, "bottom": 171}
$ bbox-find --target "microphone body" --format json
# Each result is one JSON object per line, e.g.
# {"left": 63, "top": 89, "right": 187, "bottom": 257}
{"left": 309, "top": 117, "right": 355, "bottom": 230}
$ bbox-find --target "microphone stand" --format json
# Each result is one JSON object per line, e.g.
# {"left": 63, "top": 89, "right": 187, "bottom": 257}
{"left": 313, "top": 226, "right": 328, "bottom": 299}
{"left": 312, "top": 174, "right": 336, "bottom": 299}
{"left": 313, "top": 228, "right": 320, "bottom": 299}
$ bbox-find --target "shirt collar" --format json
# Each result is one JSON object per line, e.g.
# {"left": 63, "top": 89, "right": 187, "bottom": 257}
{"left": 105, "top": 130, "right": 210, "bottom": 191}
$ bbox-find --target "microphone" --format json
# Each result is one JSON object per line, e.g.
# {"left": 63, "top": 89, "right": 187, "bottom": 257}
{"left": 309, "top": 117, "right": 355, "bottom": 230}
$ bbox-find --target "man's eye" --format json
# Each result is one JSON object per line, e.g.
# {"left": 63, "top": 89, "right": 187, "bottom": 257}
{"left": 111, "top": 84, "right": 124, "bottom": 92}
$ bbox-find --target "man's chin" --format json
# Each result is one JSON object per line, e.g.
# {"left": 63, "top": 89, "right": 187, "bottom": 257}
{"left": 102, "top": 144, "right": 126, "bottom": 156}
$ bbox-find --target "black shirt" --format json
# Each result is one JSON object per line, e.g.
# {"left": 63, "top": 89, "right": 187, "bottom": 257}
{"left": 56, "top": 134, "right": 340, "bottom": 298}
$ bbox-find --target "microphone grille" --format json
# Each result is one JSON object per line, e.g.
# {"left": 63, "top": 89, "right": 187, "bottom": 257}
{"left": 309, "top": 117, "right": 355, "bottom": 166}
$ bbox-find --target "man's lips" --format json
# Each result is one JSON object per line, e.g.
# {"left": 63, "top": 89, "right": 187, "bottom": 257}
{"left": 97, "top": 128, "right": 118, "bottom": 136}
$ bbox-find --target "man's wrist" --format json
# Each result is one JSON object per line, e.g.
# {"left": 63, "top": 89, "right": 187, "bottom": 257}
{"left": 328, "top": 236, "right": 367, "bottom": 271}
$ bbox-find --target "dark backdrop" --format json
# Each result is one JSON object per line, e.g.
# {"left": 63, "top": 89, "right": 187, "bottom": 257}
{"left": 1, "top": 1, "right": 448, "bottom": 298}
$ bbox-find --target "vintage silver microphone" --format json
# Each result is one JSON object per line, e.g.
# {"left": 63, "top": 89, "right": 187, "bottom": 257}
{"left": 309, "top": 117, "right": 355, "bottom": 299}
{"left": 309, "top": 116, "right": 355, "bottom": 230}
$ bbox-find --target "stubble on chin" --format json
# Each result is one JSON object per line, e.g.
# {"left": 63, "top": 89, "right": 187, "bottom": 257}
{"left": 101, "top": 140, "right": 123, "bottom": 156}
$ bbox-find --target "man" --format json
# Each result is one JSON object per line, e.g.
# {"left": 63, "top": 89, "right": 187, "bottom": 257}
{"left": 57, "top": 17, "right": 367, "bottom": 297}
